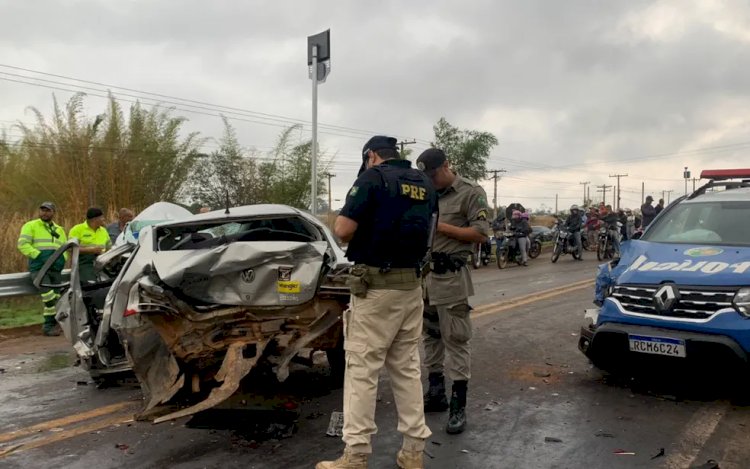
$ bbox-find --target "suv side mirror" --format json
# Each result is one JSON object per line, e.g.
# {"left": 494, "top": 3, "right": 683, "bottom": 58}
{"left": 631, "top": 231, "right": 643, "bottom": 240}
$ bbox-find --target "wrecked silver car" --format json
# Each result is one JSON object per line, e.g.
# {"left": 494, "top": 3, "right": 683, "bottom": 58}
{"left": 35, "top": 204, "right": 350, "bottom": 422}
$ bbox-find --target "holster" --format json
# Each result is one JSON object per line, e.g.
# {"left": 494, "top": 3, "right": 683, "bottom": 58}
{"left": 430, "top": 252, "right": 467, "bottom": 275}
{"left": 346, "top": 264, "right": 370, "bottom": 298}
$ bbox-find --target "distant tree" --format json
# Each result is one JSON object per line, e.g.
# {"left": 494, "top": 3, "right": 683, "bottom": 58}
{"left": 186, "top": 117, "right": 260, "bottom": 209}
{"left": 431, "top": 117, "right": 498, "bottom": 181}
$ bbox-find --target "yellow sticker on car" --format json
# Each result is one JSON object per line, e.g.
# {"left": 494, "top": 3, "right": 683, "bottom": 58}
{"left": 277, "top": 281, "right": 301, "bottom": 293}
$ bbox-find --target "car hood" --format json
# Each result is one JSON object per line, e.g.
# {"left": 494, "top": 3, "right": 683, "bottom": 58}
{"left": 614, "top": 240, "right": 750, "bottom": 286}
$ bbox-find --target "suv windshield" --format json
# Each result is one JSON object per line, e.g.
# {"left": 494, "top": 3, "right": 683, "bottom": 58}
{"left": 642, "top": 200, "right": 750, "bottom": 246}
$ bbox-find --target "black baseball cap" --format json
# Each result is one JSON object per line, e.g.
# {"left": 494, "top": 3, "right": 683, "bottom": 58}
{"left": 416, "top": 148, "right": 447, "bottom": 174}
{"left": 361, "top": 136, "right": 398, "bottom": 158}
{"left": 86, "top": 207, "right": 104, "bottom": 219}
{"left": 39, "top": 201, "right": 56, "bottom": 211}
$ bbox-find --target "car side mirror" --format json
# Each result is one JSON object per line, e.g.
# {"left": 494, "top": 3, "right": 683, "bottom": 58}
{"left": 631, "top": 231, "right": 643, "bottom": 240}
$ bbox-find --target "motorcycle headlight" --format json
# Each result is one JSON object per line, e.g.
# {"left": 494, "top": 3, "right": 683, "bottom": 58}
{"left": 733, "top": 288, "right": 750, "bottom": 317}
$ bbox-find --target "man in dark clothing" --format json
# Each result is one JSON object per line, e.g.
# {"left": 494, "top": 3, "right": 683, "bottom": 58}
{"left": 641, "top": 195, "right": 657, "bottom": 228}
{"left": 601, "top": 205, "right": 621, "bottom": 256}
{"left": 617, "top": 209, "right": 628, "bottom": 241}
{"left": 565, "top": 205, "right": 584, "bottom": 259}
{"left": 319, "top": 136, "right": 437, "bottom": 469}
{"left": 655, "top": 198, "right": 665, "bottom": 216}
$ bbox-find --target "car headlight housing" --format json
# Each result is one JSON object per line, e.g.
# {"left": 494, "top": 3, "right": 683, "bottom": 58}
{"left": 733, "top": 288, "right": 750, "bottom": 317}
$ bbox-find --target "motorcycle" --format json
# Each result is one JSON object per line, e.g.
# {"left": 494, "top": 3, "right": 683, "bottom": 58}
{"left": 471, "top": 239, "right": 493, "bottom": 269}
{"left": 528, "top": 232, "right": 543, "bottom": 259}
{"left": 596, "top": 223, "right": 620, "bottom": 261}
{"left": 551, "top": 222, "right": 582, "bottom": 263}
{"left": 495, "top": 231, "right": 525, "bottom": 269}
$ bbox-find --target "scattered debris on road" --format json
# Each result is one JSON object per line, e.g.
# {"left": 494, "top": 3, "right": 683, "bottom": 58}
{"left": 594, "top": 431, "right": 615, "bottom": 438}
{"left": 533, "top": 371, "right": 551, "bottom": 378}
{"left": 650, "top": 448, "right": 665, "bottom": 460}
{"left": 613, "top": 449, "right": 635, "bottom": 456}
{"left": 691, "top": 460, "right": 720, "bottom": 469}
{"left": 115, "top": 443, "right": 129, "bottom": 450}
{"left": 483, "top": 400, "right": 502, "bottom": 411}
{"left": 326, "top": 411, "right": 344, "bottom": 437}
{"left": 544, "top": 437, "right": 563, "bottom": 443}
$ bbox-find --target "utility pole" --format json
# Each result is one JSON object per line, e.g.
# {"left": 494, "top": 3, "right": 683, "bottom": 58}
{"left": 579, "top": 181, "right": 590, "bottom": 207}
{"left": 692, "top": 177, "right": 697, "bottom": 192}
{"left": 555, "top": 193, "right": 558, "bottom": 214}
{"left": 609, "top": 173, "right": 628, "bottom": 211}
{"left": 487, "top": 169, "right": 507, "bottom": 218}
{"left": 596, "top": 184, "right": 613, "bottom": 206}
{"left": 664, "top": 189, "right": 674, "bottom": 204}
{"left": 322, "top": 172, "right": 335, "bottom": 225}
{"left": 641, "top": 182, "right": 645, "bottom": 205}
{"left": 307, "top": 30, "right": 331, "bottom": 216}
{"left": 398, "top": 139, "right": 417, "bottom": 158}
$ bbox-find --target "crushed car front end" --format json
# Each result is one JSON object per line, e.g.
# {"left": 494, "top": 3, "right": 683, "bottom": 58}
{"left": 106, "top": 205, "right": 350, "bottom": 421}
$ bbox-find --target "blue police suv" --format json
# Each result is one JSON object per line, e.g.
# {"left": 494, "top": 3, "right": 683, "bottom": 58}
{"left": 579, "top": 169, "right": 750, "bottom": 376}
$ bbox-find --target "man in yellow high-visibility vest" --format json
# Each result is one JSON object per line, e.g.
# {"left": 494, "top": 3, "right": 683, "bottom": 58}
{"left": 17, "top": 202, "right": 68, "bottom": 336}
{"left": 69, "top": 207, "right": 112, "bottom": 284}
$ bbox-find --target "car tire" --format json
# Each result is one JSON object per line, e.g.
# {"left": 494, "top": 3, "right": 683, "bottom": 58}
{"left": 326, "top": 346, "right": 345, "bottom": 388}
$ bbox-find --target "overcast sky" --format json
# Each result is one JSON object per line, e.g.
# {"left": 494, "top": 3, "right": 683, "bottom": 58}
{"left": 2, "top": 0, "right": 750, "bottom": 211}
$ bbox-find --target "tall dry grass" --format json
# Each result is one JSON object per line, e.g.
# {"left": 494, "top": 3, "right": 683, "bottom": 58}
{"left": 0, "top": 211, "right": 116, "bottom": 274}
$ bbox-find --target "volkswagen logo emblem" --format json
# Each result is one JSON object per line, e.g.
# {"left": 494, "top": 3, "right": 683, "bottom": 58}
{"left": 653, "top": 284, "right": 679, "bottom": 313}
{"left": 241, "top": 269, "right": 255, "bottom": 283}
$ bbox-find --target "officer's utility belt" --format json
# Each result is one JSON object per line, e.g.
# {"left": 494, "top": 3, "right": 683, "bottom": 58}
{"left": 430, "top": 251, "right": 468, "bottom": 275}
{"left": 346, "top": 264, "right": 420, "bottom": 298}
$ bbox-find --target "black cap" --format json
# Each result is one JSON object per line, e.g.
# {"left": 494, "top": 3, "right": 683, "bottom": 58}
{"left": 361, "top": 136, "right": 398, "bottom": 158}
{"left": 86, "top": 207, "right": 104, "bottom": 219}
{"left": 39, "top": 201, "right": 56, "bottom": 211}
{"left": 358, "top": 135, "right": 398, "bottom": 176}
{"left": 645, "top": 195, "right": 654, "bottom": 202}
{"left": 416, "top": 148, "right": 447, "bottom": 174}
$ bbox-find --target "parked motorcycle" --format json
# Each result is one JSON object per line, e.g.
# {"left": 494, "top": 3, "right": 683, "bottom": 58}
{"left": 528, "top": 233, "right": 543, "bottom": 259}
{"left": 496, "top": 231, "right": 525, "bottom": 269}
{"left": 471, "top": 239, "right": 493, "bottom": 269}
{"left": 551, "top": 222, "right": 582, "bottom": 263}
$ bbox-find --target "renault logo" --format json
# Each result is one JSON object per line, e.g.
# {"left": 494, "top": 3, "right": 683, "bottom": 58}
{"left": 241, "top": 269, "right": 255, "bottom": 283}
{"left": 653, "top": 284, "right": 679, "bottom": 313}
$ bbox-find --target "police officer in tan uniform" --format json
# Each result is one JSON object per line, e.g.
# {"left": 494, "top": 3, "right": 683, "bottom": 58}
{"left": 317, "top": 136, "right": 438, "bottom": 469}
{"left": 416, "top": 148, "right": 490, "bottom": 435}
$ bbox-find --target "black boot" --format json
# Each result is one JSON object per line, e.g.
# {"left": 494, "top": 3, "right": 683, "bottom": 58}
{"left": 424, "top": 372, "right": 449, "bottom": 412}
{"left": 42, "top": 316, "right": 61, "bottom": 337}
{"left": 446, "top": 380, "right": 467, "bottom": 434}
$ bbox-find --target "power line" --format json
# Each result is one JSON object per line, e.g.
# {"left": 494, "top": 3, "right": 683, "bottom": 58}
{"left": 0, "top": 64, "right": 432, "bottom": 144}
{"left": 486, "top": 169, "right": 507, "bottom": 217}
{"left": 596, "top": 184, "right": 613, "bottom": 206}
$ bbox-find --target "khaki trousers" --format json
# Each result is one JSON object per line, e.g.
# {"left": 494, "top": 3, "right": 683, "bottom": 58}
{"left": 422, "top": 301, "right": 472, "bottom": 381}
{"left": 342, "top": 287, "right": 432, "bottom": 453}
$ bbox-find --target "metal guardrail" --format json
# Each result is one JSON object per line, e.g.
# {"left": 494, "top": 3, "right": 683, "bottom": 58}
{"left": 0, "top": 270, "right": 71, "bottom": 298}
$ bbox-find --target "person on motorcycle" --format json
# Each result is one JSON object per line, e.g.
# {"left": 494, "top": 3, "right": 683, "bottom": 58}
{"left": 625, "top": 208, "right": 635, "bottom": 240}
{"left": 601, "top": 205, "right": 621, "bottom": 256}
{"left": 617, "top": 208, "right": 628, "bottom": 241}
{"left": 510, "top": 210, "right": 531, "bottom": 266}
{"left": 565, "top": 205, "right": 584, "bottom": 260}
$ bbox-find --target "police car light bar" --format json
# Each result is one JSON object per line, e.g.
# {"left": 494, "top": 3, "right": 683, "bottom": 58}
{"left": 700, "top": 168, "right": 750, "bottom": 181}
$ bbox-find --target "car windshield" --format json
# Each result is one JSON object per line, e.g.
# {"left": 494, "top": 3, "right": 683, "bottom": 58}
{"left": 155, "top": 216, "right": 322, "bottom": 251}
{"left": 642, "top": 200, "right": 750, "bottom": 246}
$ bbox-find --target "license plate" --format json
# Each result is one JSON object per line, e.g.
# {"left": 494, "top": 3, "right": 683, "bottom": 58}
{"left": 628, "top": 335, "right": 686, "bottom": 358}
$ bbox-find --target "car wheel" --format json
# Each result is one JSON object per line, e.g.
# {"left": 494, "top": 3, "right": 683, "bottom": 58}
{"left": 326, "top": 346, "right": 345, "bottom": 388}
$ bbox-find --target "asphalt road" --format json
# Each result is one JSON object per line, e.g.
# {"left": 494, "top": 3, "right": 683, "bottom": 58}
{"left": 1, "top": 253, "right": 748, "bottom": 468}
